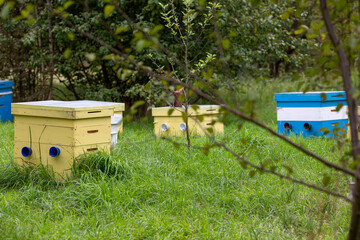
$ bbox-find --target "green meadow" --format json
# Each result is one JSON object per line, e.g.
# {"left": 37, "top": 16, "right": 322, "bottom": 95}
{"left": 0, "top": 79, "right": 351, "bottom": 239}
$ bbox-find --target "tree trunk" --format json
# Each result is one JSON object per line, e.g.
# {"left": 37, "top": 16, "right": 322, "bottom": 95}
{"left": 47, "top": 0, "right": 54, "bottom": 100}
{"left": 320, "top": 0, "right": 360, "bottom": 239}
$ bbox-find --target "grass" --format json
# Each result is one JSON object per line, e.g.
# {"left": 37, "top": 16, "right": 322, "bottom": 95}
{"left": 0, "top": 78, "right": 352, "bottom": 239}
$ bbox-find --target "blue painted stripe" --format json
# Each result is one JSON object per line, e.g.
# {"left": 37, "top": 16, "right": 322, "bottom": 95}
{"left": 0, "top": 81, "right": 14, "bottom": 90}
{"left": 275, "top": 91, "right": 346, "bottom": 102}
{"left": 0, "top": 94, "right": 13, "bottom": 105}
{"left": 0, "top": 105, "right": 13, "bottom": 122}
{"left": 277, "top": 119, "right": 348, "bottom": 137}
{"left": 276, "top": 100, "right": 347, "bottom": 108}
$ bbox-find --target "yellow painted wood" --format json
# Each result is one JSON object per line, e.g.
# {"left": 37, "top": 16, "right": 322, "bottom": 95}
{"left": 115, "top": 112, "right": 123, "bottom": 133}
{"left": 152, "top": 105, "right": 224, "bottom": 136}
{"left": 14, "top": 123, "right": 111, "bottom": 146}
{"left": 12, "top": 100, "right": 115, "bottom": 119}
{"left": 15, "top": 115, "right": 110, "bottom": 128}
{"left": 152, "top": 105, "right": 220, "bottom": 117}
{"left": 14, "top": 141, "right": 110, "bottom": 182}
{"left": 73, "top": 100, "right": 125, "bottom": 133}
{"left": 347, "top": 108, "right": 360, "bottom": 139}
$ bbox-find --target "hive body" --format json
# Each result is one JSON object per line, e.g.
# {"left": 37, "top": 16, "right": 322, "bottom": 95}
{"left": 275, "top": 91, "right": 348, "bottom": 137}
{"left": 0, "top": 80, "right": 14, "bottom": 122}
{"left": 152, "top": 105, "right": 224, "bottom": 136}
{"left": 12, "top": 100, "right": 117, "bottom": 181}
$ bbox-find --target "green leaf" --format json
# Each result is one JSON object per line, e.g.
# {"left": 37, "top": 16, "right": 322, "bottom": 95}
{"left": 103, "top": 54, "right": 119, "bottom": 60}
{"left": 202, "top": 147, "right": 209, "bottom": 155}
{"left": 85, "top": 52, "right": 96, "bottom": 61}
{"left": 67, "top": 33, "right": 75, "bottom": 40}
{"left": 196, "top": 115, "right": 204, "bottom": 122}
{"left": 104, "top": 4, "right": 115, "bottom": 18}
{"left": 294, "top": 28, "right": 304, "bottom": 35}
{"left": 349, "top": 160, "right": 360, "bottom": 169}
{"left": 136, "top": 39, "right": 152, "bottom": 52}
{"left": 239, "top": 161, "right": 247, "bottom": 169}
{"left": 63, "top": 48, "right": 71, "bottom": 59}
{"left": 178, "top": 94, "right": 185, "bottom": 103}
{"left": 281, "top": 8, "right": 294, "bottom": 20}
{"left": 191, "top": 105, "right": 200, "bottom": 111}
{"left": 1, "top": 1, "right": 15, "bottom": 19}
{"left": 318, "top": 127, "right": 330, "bottom": 135}
{"left": 198, "top": 0, "right": 206, "bottom": 8}
{"left": 181, "top": 112, "right": 187, "bottom": 122}
{"left": 249, "top": 170, "right": 256, "bottom": 177}
{"left": 63, "top": 1, "right": 75, "bottom": 9}
{"left": 322, "top": 175, "right": 330, "bottom": 186}
{"left": 261, "top": 159, "right": 272, "bottom": 168}
{"left": 206, "top": 127, "right": 214, "bottom": 134}
{"left": 0, "top": 0, "right": 5, "bottom": 6}
{"left": 294, "top": 8, "right": 302, "bottom": 17}
{"left": 150, "top": 25, "right": 164, "bottom": 36}
{"left": 167, "top": 108, "right": 174, "bottom": 116}
{"left": 221, "top": 39, "right": 230, "bottom": 50}
{"left": 20, "top": 9, "right": 29, "bottom": 18}
{"left": 320, "top": 93, "right": 327, "bottom": 102}
{"left": 335, "top": 103, "right": 344, "bottom": 111}
{"left": 27, "top": 17, "right": 35, "bottom": 25}
{"left": 115, "top": 26, "right": 129, "bottom": 34}
{"left": 173, "top": 142, "right": 180, "bottom": 149}
{"left": 282, "top": 165, "right": 293, "bottom": 174}
{"left": 202, "top": 67, "right": 214, "bottom": 80}
{"left": 121, "top": 69, "right": 132, "bottom": 81}
{"left": 250, "top": 0, "right": 261, "bottom": 7}
{"left": 131, "top": 100, "right": 145, "bottom": 114}
{"left": 306, "top": 33, "right": 318, "bottom": 39}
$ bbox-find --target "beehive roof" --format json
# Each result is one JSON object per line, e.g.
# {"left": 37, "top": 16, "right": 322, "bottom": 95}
{"left": 12, "top": 100, "right": 117, "bottom": 119}
{"left": 275, "top": 91, "right": 346, "bottom": 102}
{"left": 152, "top": 105, "right": 221, "bottom": 116}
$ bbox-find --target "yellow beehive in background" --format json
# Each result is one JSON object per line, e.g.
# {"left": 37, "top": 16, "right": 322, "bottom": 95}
{"left": 12, "top": 100, "right": 117, "bottom": 182}
{"left": 152, "top": 105, "right": 224, "bottom": 136}
{"left": 347, "top": 107, "right": 360, "bottom": 139}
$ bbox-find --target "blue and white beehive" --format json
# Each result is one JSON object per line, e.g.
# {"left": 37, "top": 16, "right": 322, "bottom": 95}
{"left": 275, "top": 91, "right": 348, "bottom": 137}
{"left": 0, "top": 80, "right": 14, "bottom": 122}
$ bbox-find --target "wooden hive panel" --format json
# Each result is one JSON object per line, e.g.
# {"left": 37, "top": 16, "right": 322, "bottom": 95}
{"left": 14, "top": 117, "right": 111, "bottom": 146}
{"left": 14, "top": 141, "right": 110, "bottom": 182}
{"left": 152, "top": 105, "right": 224, "bottom": 136}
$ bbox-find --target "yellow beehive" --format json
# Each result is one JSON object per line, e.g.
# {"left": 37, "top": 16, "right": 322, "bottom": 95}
{"left": 73, "top": 100, "right": 125, "bottom": 133}
{"left": 12, "top": 100, "right": 116, "bottom": 182}
{"left": 347, "top": 108, "right": 359, "bottom": 139}
{"left": 152, "top": 105, "right": 224, "bottom": 136}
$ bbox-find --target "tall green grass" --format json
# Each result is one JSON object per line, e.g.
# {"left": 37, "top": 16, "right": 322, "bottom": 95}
{"left": 0, "top": 79, "right": 351, "bottom": 239}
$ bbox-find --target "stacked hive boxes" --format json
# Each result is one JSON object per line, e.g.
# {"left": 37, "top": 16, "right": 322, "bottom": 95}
{"left": 152, "top": 105, "right": 224, "bottom": 136}
{"left": 275, "top": 91, "right": 348, "bottom": 137}
{"left": 12, "top": 100, "right": 119, "bottom": 181}
{"left": 73, "top": 100, "right": 125, "bottom": 144}
{"left": 0, "top": 80, "right": 14, "bottom": 122}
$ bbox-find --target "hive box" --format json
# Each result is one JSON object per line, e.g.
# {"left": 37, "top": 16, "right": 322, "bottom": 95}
{"left": 12, "top": 100, "right": 116, "bottom": 181}
{"left": 152, "top": 105, "right": 224, "bottom": 136}
{"left": 0, "top": 80, "right": 14, "bottom": 122}
{"left": 74, "top": 100, "right": 125, "bottom": 145}
{"left": 275, "top": 91, "right": 348, "bottom": 137}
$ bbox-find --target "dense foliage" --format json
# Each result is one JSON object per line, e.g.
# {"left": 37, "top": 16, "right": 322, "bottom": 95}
{"left": 0, "top": 0, "right": 316, "bottom": 108}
